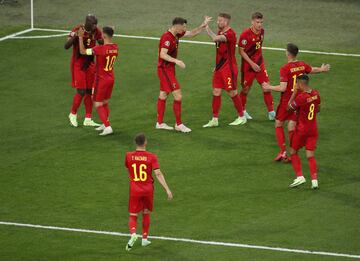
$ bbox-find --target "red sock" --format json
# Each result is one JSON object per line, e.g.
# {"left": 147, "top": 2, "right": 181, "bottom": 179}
{"left": 96, "top": 105, "right": 110, "bottom": 127}
{"left": 308, "top": 156, "right": 318, "bottom": 180}
{"left": 288, "top": 130, "right": 295, "bottom": 144}
{"left": 263, "top": 92, "right": 274, "bottom": 112}
{"left": 173, "top": 100, "right": 182, "bottom": 125}
{"left": 142, "top": 213, "right": 150, "bottom": 239}
{"left": 275, "top": 127, "right": 286, "bottom": 152}
{"left": 231, "top": 95, "right": 244, "bottom": 117}
{"left": 103, "top": 103, "right": 110, "bottom": 120}
{"left": 157, "top": 98, "right": 166, "bottom": 124}
{"left": 84, "top": 94, "right": 93, "bottom": 118}
{"left": 212, "top": 95, "right": 221, "bottom": 118}
{"left": 291, "top": 154, "right": 303, "bottom": 177}
{"left": 71, "top": 93, "right": 83, "bottom": 115}
{"left": 128, "top": 215, "right": 137, "bottom": 234}
{"left": 240, "top": 91, "right": 247, "bottom": 111}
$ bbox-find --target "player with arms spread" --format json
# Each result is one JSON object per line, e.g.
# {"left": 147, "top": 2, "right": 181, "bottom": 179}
{"left": 156, "top": 16, "right": 212, "bottom": 133}
{"left": 202, "top": 13, "right": 246, "bottom": 128}
{"left": 78, "top": 26, "right": 118, "bottom": 136}
{"left": 65, "top": 14, "right": 103, "bottom": 127}
{"left": 125, "top": 134, "right": 173, "bottom": 251}
{"left": 287, "top": 75, "right": 321, "bottom": 189}
{"left": 238, "top": 12, "right": 275, "bottom": 120}
{"left": 263, "top": 43, "right": 330, "bottom": 161}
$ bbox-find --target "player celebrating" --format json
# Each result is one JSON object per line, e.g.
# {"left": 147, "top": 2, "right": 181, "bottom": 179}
{"left": 238, "top": 12, "right": 275, "bottom": 120}
{"left": 65, "top": 14, "right": 103, "bottom": 128}
{"left": 202, "top": 13, "right": 246, "bottom": 128}
{"left": 263, "top": 43, "right": 330, "bottom": 161}
{"left": 156, "top": 16, "right": 212, "bottom": 133}
{"left": 125, "top": 134, "right": 173, "bottom": 251}
{"left": 78, "top": 26, "right": 118, "bottom": 136}
{"left": 287, "top": 75, "right": 321, "bottom": 189}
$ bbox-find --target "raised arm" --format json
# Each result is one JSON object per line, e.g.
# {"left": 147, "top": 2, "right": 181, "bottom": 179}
{"left": 310, "top": 63, "right": 331, "bottom": 74}
{"left": 159, "top": 48, "right": 185, "bottom": 69}
{"left": 184, "top": 16, "right": 212, "bottom": 38}
{"left": 77, "top": 27, "right": 92, "bottom": 56}
{"left": 263, "top": 82, "right": 287, "bottom": 92}
{"left": 154, "top": 169, "right": 173, "bottom": 200}
{"left": 205, "top": 25, "right": 226, "bottom": 42}
{"left": 64, "top": 31, "right": 78, "bottom": 49}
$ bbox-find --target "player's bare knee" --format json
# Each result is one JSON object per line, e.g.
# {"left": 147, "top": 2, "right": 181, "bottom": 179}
{"left": 129, "top": 213, "right": 138, "bottom": 217}
{"left": 213, "top": 88, "right": 222, "bottom": 96}
{"left": 288, "top": 121, "right": 296, "bottom": 132}
{"left": 306, "top": 150, "right": 315, "bottom": 158}
{"left": 290, "top": 148, "right": 297, "bottom": 155}
{"left": 94, "top": 101, "right": 103, "bottom": 108}
{"left": 173, "top": 90, "right": 182, "bottom": 101}
{"left": 275, "top": 120, "right": 283, "bottom": 128}
{"left": 143, "top": 209, "right": 151, "bottom": 214}
{"left": 159, "top": 91, "right": 168, "bottom": 100}
{"left": 227, "top": 90, "right": 237, "bottom": 98}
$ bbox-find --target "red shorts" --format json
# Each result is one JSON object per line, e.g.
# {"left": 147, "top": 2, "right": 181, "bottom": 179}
{"left": 275, "top": 102, "right": 297, "bottom": 122}
{"left": 157, "top": 66, "right": 180, "bottom": 93}
{"left": 291, "top": 131, "right": 318, "bottom": 151}
{"left": 241, "top": 63, "right": 269, "bottom": 88}
{"left": 212, "top": 64, "right": 238, "bottom": 91}
{"left": 128, "top": 191, "right": 154, "bottom": 213}
{"left": 93, "top": 78, "right": 114, "bottom": 102}
{"left": 71, "top": 62, "right": 95, "bottom": 89}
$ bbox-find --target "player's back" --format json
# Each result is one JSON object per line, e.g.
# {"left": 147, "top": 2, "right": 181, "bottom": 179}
{"left": 93, "top": 44, "right": 118, "bottom": 79}
{"left": 280, "top": 61, "right": 312, "bottom": 102}
{"left": 295, "top": 90, "right": 321, "bottom": 135}
{"left": 125, "top": 150, "right": 159, "bottom": 195}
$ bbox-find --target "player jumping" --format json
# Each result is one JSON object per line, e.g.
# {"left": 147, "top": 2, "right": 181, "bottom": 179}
{"left": 263, "top": 43, "right": 330, "bottom": 161}
{"left": 156, "top": 16, "right": 212, "bottom": 133}
{"left": 65, "top": 14, "right": 103, "bottom": 127}
{"left": 78, "top": 26, "right": 118, "bottom": 136}
{"left": 287, "top": 75, "right": 321, "bottom": 189}
{"left": 125, "top": 134, "right": 173, "bottom": 251}
{"left": 238, "top": 12, "right": 275, "bottom": 120}
{"left": 202, "top": 13, "right": 246, "bottom": 128}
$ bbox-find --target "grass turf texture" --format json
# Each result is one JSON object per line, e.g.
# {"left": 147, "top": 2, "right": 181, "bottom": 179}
{"left": 0, "top": 32, "right": 359, "bottom": 260}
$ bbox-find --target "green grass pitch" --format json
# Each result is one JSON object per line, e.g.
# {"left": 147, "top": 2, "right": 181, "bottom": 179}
{"left": 0, "top": 0, "right": 360, "bottom": 260}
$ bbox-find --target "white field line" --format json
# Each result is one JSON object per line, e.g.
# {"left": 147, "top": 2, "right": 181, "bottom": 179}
{"left": 0, "top": 28, "right": 34, "bottom": 42}
{"left": 8, "top": 27, "right": 360, "bottom": 58}
{"left": 0, "top": 221, "right": 359, "bottom": 259}
{"left": 12, "top": 33, "right": 68, "bottom": 39}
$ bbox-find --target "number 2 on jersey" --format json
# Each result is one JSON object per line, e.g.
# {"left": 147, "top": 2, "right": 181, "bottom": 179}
{"left": 104, "top": 55, "right": 116, "bottom": 71}
{"left": 131, "top": 163, "right": 147, "bottom": 181}
{"left": 308, "top": 103, "right": 315, "bottom": 120}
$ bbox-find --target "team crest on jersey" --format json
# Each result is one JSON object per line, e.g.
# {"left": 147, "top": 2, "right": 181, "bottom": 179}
{"left": 242, "top": 39, "right": 247, "bottom": 45}
{"left": 165, "top": 41, "right": 170, "bottom": 47}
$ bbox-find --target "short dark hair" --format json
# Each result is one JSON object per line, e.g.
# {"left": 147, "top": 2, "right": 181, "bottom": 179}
{"left": 252, "top": 12, "right": 263, "bottom": 20}
{"left": 172, "top": 17, "right": 187, "bottom": 25}
{"left": 287, "top": 43, "right": 299, "bottom": 57}
{"left": 134, "top": 133, "right": 146, "bottom": 146}
{"left": 103, "top": 26, "right": 114, "bottom": 37}
{"left": 297, "top": 74, "right": 310, "bottom": 84}
{"left": 86, "top": 14, "right": 98, "bottom": 24}
{"left": 218, "top": 13, "right": 231, "bottom": 20}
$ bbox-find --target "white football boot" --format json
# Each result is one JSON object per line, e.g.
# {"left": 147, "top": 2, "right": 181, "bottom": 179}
{"left": 83, "top": 118, "right": 101, "bottom": 127}
{"left": 99, "top": 126, "right": 113, "bottom": 136}
{"left": 311, "top": 180, "right": 319, "bottom": 189}
{"left": 125, "top": 233, "right": 138, "bottom": 251}
{"left": 155, "top": 122, "right": 174, "bottom": 130}
{"left": 229, "top": 116, "right": 247, "bottom": 126}
{"left": 244, "top": 111, "right": 253, "bottom": 120}
{"left": 68, "top": 113, "right": 78, "bottom": 127}
{"left": 175, "top": 123, "right": 191, "bottom": 133}
{"left": 203, "top": 118, "right": 219, "bottom": 128}
{"left": 95, "top": 124, "right": 105, "bottom": 131}
{"left": 289, "top": 176, "right": 306, "bottom": 188}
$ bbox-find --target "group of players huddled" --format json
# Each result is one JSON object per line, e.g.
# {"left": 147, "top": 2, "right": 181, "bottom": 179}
{"left": 64, "top": 12, "right": 330, "bottom": 251}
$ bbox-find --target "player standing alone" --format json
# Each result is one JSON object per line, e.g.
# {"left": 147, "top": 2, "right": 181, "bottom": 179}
{"left": 202, "top": 13, "right": 246, "bottom": 128}
{"left": 156, "top": 16, "right": 211, "bottom": 133}
{"left": 65, "top": 14, "right": 103, "bottom": 127}
{"left": 239, "top": 12, "right": 275, "bottom": 120}
{"left": 263, "top": 43, "right": 330, "bottom": 161}
{"left": 78, "top": 26, "right": 118, "bottom": 136}
{"left": 125, "top": 134, "right": 173, "bottom": 251}
{"left": 287, "top": 75, "right": 321, "bottom": 189}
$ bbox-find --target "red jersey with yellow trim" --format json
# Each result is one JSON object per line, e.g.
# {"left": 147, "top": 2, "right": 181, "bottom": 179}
{"left": 279, "top": 61, "right": 312, "bottom": 103}
{"left": 290, "top": 90, "right": 321, "bottom": 135}
{"left": 158, "top": 30, "right": 185, "bottom": 68}
{"left": 215, "top": 28, "right": 237, "bottom": 70}
{"left": 92, "top": 44, "right": 118, "bottom": 80}
{"left": 239, "top": 28, "right": 265, "bottom": 69}
{"left": 69, "top": 25, "right": 103, "bottom": 69}
{"left": 125, "top": 151, "right": 160, "bottom": 196}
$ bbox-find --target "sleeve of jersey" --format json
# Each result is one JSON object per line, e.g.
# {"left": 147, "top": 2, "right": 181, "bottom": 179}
{"left": 90, "top": 45, "right": 100, "bottom": 55}
{"left": 226, "top": 31, "right": 236, "bottom": 44}
{"left": 160, "top": 36, "right": 171, "bottom": 49}
{"left": 124, "top": 154, "right": 129, "bottom": 168}
{"left": 279, "top": 67, "right": 288, "bottom": 82}
{"left": 305, "top": 63, "right": 312, "bottom": 74}
{"left": 152, "top": 155, "right": 160, "bottom": 170}
{"left": 68, "top": 27, "right": 78, "bottom": 38}
{"left": 96, "top": 28, "right": 103, "bottom": 40}
{"left": 238, "top": 32, "right": 248, "bottom": 49}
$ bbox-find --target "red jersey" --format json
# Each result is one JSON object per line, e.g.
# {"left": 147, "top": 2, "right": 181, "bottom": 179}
{"left": 239, "top": 28, "right": 265, "bottom": 68}
{"left": 125, "top": 150, "right": 160, "bottom": 195}
{"left": 279, "top": 61, "right": 312, "bottom": 103}
{"left": 215, "top": 28, "right": 237, "bottom": 70}
{"left": 69, "top": 25, "right": 103, "bottom": 69}
{"left": 92, "top": 44, "right": 118, "bottom": 80}
{"left": 158, "top": 30, "right": 185, "bottom": 68}
{"left": 290, "top": 90, "right": 321, "bottom": 135}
